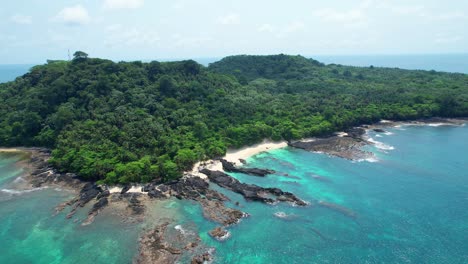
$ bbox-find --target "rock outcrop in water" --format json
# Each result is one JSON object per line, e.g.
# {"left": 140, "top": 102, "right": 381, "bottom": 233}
{"left": 144, "top": 176, "right": 248, "bottom": 227}
{"left": 200, "top": 169, "right": 307, "bottom": 206}
{"left": 220, "top": 159, "right": 275, "bottom": 177}
{"left": 136, "top": 222, "right": 183, "bottom": 264}
{"left": 136, "top": 221, "right": 215, "bottom": 264}
{"left": 209, "top": 226, "right": 230, "bottom": 241}
{"left": 288, "top": 127, "right": 371, "bottom": 160}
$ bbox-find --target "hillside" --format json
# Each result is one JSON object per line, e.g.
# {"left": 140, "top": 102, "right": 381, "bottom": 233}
{"left": 1, "top": 53, "right": 467, "bottom": 184}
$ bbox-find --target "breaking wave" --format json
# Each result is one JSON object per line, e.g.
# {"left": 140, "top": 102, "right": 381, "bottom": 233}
{"left": 367, "top": 137, "right": 395, "bottom": 151}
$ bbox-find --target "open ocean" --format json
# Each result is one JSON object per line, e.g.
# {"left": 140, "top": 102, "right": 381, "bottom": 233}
{"left": 1, "top": 55, "right": 467, "bottom": 263}
{"left": 1, "top": 53, "right": 467, "bottom": 84}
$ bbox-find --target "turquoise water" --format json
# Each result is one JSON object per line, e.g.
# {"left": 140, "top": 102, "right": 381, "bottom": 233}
{"left": 1, "top": 124, "right": 467, "bottom": 263}
{"left": 177, "top": 124, "right": 468, "bottom": 263}
{"left": 0, "top": 153, "right": 142, "bottom": 264}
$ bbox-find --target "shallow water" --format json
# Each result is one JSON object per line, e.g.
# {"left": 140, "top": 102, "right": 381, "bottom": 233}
{"left": 0, "top": 153, "right": 143, "bottom": 264}
{"left": 1, "top": 124, "right": 468, "bottom": 263}
{"left": 178, "top": 124, "right": 468, "bottom": 263}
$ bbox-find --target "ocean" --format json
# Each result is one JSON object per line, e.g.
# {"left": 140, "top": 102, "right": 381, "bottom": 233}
{"left": 184, "top": 124, "right": 468, "bottom": 263}
{"left": 314, "top": 54, "right": 468, "bottom": 74}
{"left": 1, "top": 124, "right": 467, "bottom": 263}
{"left": 1, "top": 54, "right": 467, "bottom": 84}
{"left": 0, "top": 65, "right": 34, "bottom": 83}
{"left": 1, "top": 55, "right": 468, "bottom": 263}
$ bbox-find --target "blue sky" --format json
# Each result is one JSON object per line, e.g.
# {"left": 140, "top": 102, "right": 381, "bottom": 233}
{"left": 1, "top": 0, "right": 467, "bottom": 63}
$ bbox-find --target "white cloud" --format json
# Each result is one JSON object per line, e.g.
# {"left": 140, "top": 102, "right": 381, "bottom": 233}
{"left": 103, "top": 0, "right": 144, "bottom": 9}
{"left": 275, "top": 21, "right": 305, "bottom": 38}
{"left": 11, "top": 14, "right": 32, "bottom": 25}
{"left": 435, "top": 35, "right": 463, "bottom": 44}
{"left": 313, "top": 8, "right": 364, "bottom": 23}
{"left": 172, "top": 1, "right": 186, "bottom": 9}
{"left": 172, "top": 35, "right": 212, "bottom": 47}
{"left": 284, "top": 21, "right": 305, "bottom": 33}
{"left": 55, "top": 5, "right": 91, "bottom": 25}
{"left": 257, "top": 23, "right": 274, "bottom": 33}
{"left": 106, "top": 26, "right": 160, "bottom": 47}
{"left": 429, "top": 11, "right": 466, "bottom": 21}
{"left": 219, "top": 13, "right": 240, "bottom": 25}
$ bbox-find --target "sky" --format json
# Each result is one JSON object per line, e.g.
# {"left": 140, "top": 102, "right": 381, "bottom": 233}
{"left": 1, "top": 0, "right": 468, "bottom": 63}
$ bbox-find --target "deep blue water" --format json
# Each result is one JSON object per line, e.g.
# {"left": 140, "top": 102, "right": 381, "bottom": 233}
{"left": 1, "top": 54, "right": 467, "bottom": 83}
{"left": 0, "top": 123, "right": 467, "bottom": 263}
{"left": 314, "top": 54, "right": 468, "bottom": 74}
{"left": 0, "top": 65, "right": 33, "bottom": 83}
{"left": 178, "top": 124, "right": 468, "bottom": 263}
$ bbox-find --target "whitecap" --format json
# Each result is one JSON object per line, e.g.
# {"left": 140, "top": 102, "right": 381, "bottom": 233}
{"left": 355, "top": 157, "right": 379, "bottom": 163}
{"left": 367, "top": 137, "right": 395, "bottom": 151}
{"left": 13, "top": 176, "right": 26, "bottom": 183}
{"left": 174, "top": 224, "right": 196, "bottom": 236}
{"left": 384, "top": 131, "right": 394, "bottom": 135}
{"left": 1, "top": 186, "right": 48, "bottom": 195}
{"left": 427, "top": 123, "right": 446, "bottom": 127}
{"left": 274, "top": 211, "right": 288, "bottom": 218}
{"left": 379, "top": 120, "right": 392, "bottom": 123}
{"left": 216, "top": 231, "right": 231, "bottom": 241}
{"left": 376, "top": 134, "right": 383, "bottom": 138}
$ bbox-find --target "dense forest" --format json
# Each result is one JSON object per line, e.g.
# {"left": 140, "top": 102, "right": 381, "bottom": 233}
{"left": 1, "top": 53, "right": 467, "bottom": 184}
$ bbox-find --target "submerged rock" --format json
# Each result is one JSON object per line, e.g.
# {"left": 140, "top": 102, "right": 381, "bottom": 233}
{"left": 136, "top": 222, "right": 181, "bottom": 264}
{"left": 318, "top": 200, "right": 357, "bottom": 219}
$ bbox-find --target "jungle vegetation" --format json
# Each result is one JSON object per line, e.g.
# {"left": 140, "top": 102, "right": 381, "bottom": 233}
{"left": 1, "top": 53, "right": 466, "bottom": 183}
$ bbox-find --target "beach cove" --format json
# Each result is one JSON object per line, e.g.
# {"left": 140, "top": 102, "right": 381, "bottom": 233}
{"left": 1, "top": 119, "right": 467, "bottom": 263}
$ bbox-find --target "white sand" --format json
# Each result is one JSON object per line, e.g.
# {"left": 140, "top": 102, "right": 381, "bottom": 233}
{"left": 0, "top": 148, "right": 22, "bottom": 153}
{"left": 335, "top": 132, "right": 348, "bottom": 137}
{"left": 108, "top": 185, "right": 144, "bottom": 194}
{"left": 224, "top": 140, "right": 288, "bottom": 166}
{"left": 188, "top": 140, "right": 288, "bottom": 177}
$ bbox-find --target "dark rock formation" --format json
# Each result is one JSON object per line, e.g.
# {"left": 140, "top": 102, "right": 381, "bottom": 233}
{"left": 200, "top": 169, "right": 307, "bottom": 206}
{"left": 191, "top": 252, "right": 213, "bottom": 264}
{"left": 136, "top": 222, "right": 181, "bottom": 264}
{"left": 220, "top": 159, "right": 275, "bottom": 177}
{"left": 199, "top": 198, "right": 247, "bottom": 226}
{"left": 120, "top": 184, "right": 131, "bottom": 194}
{"left": 83, "top": 197, "right": 109, "bottom": 226}
{"left": 288, "top": 130, "right": 371, "bottom": 160}
{"left": 344, "top": 127, "right": 366, "bottom": 139}
{"left": 209, "top": 226, "right": 230, "bottom": 241}
{"left": 373, "top": 128, "right": 386, "bottom": 133}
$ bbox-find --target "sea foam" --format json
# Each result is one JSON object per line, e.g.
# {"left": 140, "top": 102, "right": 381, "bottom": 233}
{"left": 368, "top": 137, "right": 395, "bottom": 151}
{"left": 0, "top": 186, "right": 48, "bottom": 195}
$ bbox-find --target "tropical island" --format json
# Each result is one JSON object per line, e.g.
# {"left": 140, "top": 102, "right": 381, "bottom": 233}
{"left": 1, "top": 52, "right": 466, "bottom": 184}
{"left": 1, "top": 53, "right": 467, "bottom": 263}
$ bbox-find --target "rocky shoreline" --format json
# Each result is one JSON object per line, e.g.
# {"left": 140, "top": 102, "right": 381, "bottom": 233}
{"left": 288, "top": 127, "right": 372, "bottom": 160}
{"left": 7, "top": 147, "right": 307, "bottom": 263}
{"left": 288, "top": 118, "right": 467, "bottom": 160}
{"left": 2, "top": 117, "right": 465, "bottom": 263}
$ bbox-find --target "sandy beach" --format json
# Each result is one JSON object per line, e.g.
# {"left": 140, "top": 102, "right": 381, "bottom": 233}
{"left": 0, "top": 148, "right": 23, "bottom": 153}
{"left": 188, "top": 139, "right": 287, "bottom": 178}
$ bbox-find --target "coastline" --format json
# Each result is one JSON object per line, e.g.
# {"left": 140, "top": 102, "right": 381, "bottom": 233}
{"left": 188, "top": 139, "right": 287, "bottom": 178}
{"left": 1, "top": 117, "right": 467, "bottom": 263}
